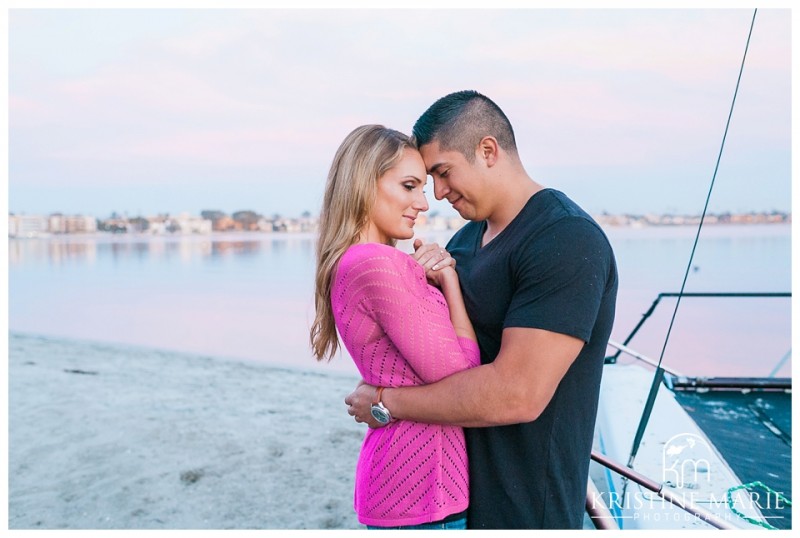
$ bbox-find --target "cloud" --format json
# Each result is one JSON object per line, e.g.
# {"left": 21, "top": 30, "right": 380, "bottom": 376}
{"left": 8, "top": 9, "right": 791, "bottom": 214}
{"left": 51, "top": 127, "right": 332, "bottom": 167}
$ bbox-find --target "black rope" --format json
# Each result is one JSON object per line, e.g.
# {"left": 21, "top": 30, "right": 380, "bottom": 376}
{"left": 627, "top": 9, "right": 759, "bottom": 468}
{"left": 655, "top": 8, "right": 758, "bottom": 373}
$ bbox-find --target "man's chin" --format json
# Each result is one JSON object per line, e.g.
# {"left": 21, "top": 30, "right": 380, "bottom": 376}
{"left": 454, "top": 207, "right": 474, "bottom": 221}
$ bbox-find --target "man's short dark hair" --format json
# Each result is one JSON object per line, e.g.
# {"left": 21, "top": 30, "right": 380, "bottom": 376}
{"left": 412, "top": 90, "right": 518, "bottom": 161}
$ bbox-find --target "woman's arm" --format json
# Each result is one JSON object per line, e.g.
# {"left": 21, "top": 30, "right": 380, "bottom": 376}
{"left": 411, "top": 239, "right": 477, "bottom": 344}
{"left": 436, "top": 266, "right": 477, "bottom": 343}
{"left": 339, "top": 245, "right": 479, "bottom": 384}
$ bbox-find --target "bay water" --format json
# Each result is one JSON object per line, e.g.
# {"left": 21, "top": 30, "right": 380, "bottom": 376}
{"left": 8, "top": 224, "right": 791, "bottom": 378}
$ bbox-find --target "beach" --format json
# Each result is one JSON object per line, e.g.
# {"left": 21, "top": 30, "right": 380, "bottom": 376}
{"left": 6, "top": 226, "right": 792, "bottom": 532}
{"left": 8, "top": 332, "right": 364, "bottom": 530}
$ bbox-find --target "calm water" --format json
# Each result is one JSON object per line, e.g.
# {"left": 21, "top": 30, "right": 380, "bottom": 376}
{"left": 8, "top": 224, "right": 792, "bottom": 378}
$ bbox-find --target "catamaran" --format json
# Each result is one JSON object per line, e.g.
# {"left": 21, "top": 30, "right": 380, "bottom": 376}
{"left": 585, "top": 10, "right": 791, "bottom": 530}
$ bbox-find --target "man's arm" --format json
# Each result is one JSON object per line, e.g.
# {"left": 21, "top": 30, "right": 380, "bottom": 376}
{"left": 345, "top": 326, "right": 584, "bottom": 428}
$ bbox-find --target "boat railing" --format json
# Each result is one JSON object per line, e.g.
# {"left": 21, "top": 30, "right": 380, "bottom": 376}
{"left": 667, "top": 375, "right": 791, "bottom": 392}
{"left": 586, "top": 475, "right": 619, "bottom": 529}
{"left": 606, "top": 339, "right": 684, "bottom": 377}
{"left": 606, "top": 339, "right": 791, "bottom": 391}
{"left": 592, "top": 291, "right": 791, "bottom": 530}
{"left": 587, "top": 451, "right": 740, "bottom": 530}
{"left": 605, "top": 292, "right": 791, "bottom": 365}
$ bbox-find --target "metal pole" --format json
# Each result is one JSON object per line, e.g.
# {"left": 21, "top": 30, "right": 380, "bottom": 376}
{"left": 591, "top": 451, "right": 739, "bottom": 530}
{"left": 607, "top": 295, "right": 663, "bottom": 362}
{"left": 627, "top": 366, "right": 665, "bottom": 468}
{"left": 608, "top": 291, "right": 789, "bottom": 363}
{"left": 768, "top": 349, "right": 791, "bottom": 378}
{"left": 607, "top": 340, "right": 684, "bottom": 377}
{"left": 586, "top": 479, "right": 620, "bottom": 530}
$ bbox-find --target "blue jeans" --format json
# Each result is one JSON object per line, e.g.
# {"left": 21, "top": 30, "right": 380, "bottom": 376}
{"left": 367, "top": 516, "right": 467, "bottom": 530}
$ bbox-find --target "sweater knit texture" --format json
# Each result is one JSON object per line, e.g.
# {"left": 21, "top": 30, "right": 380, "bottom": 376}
{"left": 331, "top": 242, "right": 480, "bottom": 527}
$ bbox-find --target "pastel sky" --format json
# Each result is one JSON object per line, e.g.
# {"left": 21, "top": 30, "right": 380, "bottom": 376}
{"left": 7, "top": 6, "right": 792, "bottom": 218}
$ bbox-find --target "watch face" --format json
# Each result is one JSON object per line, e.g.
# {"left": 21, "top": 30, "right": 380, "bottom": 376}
{"left": 370, "top": 404, "right": 390, "bottom": 424}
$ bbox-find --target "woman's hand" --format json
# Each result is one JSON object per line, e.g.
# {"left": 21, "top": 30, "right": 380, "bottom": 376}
{"left": 412, "top": 239, "right": 456, "bottom": 287}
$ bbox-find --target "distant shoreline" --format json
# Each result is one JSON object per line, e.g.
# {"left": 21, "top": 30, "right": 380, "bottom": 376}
{"left": 7, "top": 220, "right": 793, "bottom": 241}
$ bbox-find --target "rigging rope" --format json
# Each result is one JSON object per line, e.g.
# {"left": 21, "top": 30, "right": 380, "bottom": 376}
{"left": 726, "top": 481, "right": 791, "bottom": 530}
{"left": 626, "top": 9, "right": 759, "bottom": 469}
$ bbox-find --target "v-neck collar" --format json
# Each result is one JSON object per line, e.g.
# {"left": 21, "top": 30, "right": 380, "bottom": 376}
{"left": 474, "top": 189, "right": 552, "bottom": 253}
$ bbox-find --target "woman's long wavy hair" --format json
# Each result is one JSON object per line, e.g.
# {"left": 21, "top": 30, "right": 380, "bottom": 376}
{"left": 311, "top": 125, "right": 414, "bottom": 362}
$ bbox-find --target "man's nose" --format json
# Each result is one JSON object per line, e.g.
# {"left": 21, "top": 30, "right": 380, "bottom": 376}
{"left": 433, "top": 178, "right": 449, "bottom": 201}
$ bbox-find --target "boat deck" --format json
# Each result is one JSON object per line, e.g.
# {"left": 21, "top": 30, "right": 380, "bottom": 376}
{"left": 671, "top": 383, "right": 792, "bottom": 529}
{"left": 592, "top": 364, "right": 786, "bottom": 529}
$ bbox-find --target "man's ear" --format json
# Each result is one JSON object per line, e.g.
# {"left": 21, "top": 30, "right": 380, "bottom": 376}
{"left": 476, "top": 136, "right": 499, "bottom": 167}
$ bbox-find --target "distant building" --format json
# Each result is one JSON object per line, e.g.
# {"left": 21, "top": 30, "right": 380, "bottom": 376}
{"left": 8, "top": 214, "right": 19, "bottom": 237}
{"left": 9, "top": 214, "right": 48, "bottom": 237}
{"left": 139, "top": 213, "right": 211, "bottom": 234}
{"left": 213, "top": 216, "right": 237, "bottom": 232}
{"left": 273, "top": 217, "right": 300, "bottom": 233}
{"left": 173, "top": 213, "right": 212, "bottom": 234}
{"left": 9, "top": 208, "right": 790, "bottom": 238}
{"left": 100, "top": 217, "right": 129, "bottom": 233}
{"left": 51, "top": 214, "right": 97, "bottom": 234}
{"left": 256, "top": 218, "right": 274, "bottom": 232}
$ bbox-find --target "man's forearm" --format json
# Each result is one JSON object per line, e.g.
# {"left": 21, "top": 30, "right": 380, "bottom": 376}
{"left": 382, "top": 361, "right": 537, "bottom": 428}
{"left": 347, "top": 328, "right": 584, "bottom": 429}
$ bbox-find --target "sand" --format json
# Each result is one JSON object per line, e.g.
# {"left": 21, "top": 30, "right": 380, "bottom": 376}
{"left": 7, "top": 332, "right": 365, "bottom": 530}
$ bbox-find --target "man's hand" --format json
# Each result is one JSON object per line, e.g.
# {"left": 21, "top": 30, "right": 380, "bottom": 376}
{"left": 345, "top": 381, "right": 384, "bottom": 429}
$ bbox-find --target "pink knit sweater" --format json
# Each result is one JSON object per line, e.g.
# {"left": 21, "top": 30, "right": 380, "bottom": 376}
{"left": 331, "top": 242, "right": 480, "bottom": 527}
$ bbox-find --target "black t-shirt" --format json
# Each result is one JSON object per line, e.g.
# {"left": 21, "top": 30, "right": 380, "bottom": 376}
{"left": 447, "top": 189, "right": 618, "bottom": 529}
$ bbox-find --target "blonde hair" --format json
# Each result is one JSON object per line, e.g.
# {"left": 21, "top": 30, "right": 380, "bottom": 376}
{"left": 310, "top": 125, "right": 414, "bottom": 361}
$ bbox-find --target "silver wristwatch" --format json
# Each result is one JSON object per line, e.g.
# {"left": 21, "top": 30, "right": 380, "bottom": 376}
{"left": 370, "top": 387, "right": 393, "bottom": 425}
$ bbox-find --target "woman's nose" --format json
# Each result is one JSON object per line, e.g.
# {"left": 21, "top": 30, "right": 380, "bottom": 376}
{"left": 414, "top": 190, "right": 429, "bottom": 212}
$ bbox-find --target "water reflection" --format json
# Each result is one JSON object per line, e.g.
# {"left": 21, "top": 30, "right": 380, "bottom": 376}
{"left": 210, "top": 240, "right": 262, "bottom": 257}
{"left": 9, "top": 238, "right": 99, "bottom": 267}
{"left": 8, "top": 233, "right": 317, "bottom": 267}
{"left": 7, "top": 226, "right": 791, "bottom": 377}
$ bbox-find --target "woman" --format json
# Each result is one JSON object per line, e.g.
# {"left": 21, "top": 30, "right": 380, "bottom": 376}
{"left": 310, "top": 125, "right": 480, "bottom": 529}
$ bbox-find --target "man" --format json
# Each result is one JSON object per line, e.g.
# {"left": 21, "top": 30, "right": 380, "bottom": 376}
{"left": 345, "top": 90, "right": 618, "bottom": 529}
